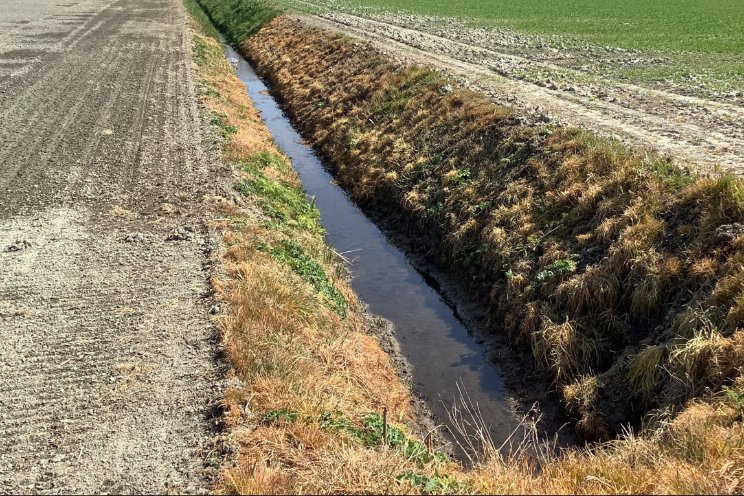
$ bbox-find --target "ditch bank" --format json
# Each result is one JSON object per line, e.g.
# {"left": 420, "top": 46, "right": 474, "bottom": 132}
{"left": 199, "top": 2, "right": 744, "bottom": 443}
{"left": 184, "top": 7, "right": 467, "bottom": 491}
{"left": 224, "top": 44, "right": 539, "bottom": 455}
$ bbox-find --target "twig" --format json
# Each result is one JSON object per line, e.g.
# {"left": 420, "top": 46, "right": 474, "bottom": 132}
{"left": 531, "top": 225, "right": 562, "bottom": 250}
{"left": 332, "top": 249, "right": 352, "bottom": 264}
{"left": 338, "top": 248, "right": 363, "bottom": 255}
{"left": 425, "top": 430, "right": 434, "bottom": 456}
{"left": 382, "top": 407, "right": 388, "bottom": 447}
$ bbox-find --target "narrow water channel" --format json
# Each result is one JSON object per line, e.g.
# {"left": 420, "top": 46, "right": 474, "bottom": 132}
{"left": 226, "top": 45, "right": 520, "bottom": 453}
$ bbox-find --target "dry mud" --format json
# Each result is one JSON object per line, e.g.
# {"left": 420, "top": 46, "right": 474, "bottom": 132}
{"left": 299, "top": 10, "right": 744, "bottom": 173}
{"left": 0, "top": 0, "right": 229, "bottom": 492}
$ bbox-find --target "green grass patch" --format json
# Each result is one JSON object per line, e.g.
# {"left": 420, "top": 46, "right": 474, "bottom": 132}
{"left": 248, "top": 149, "right": 292, "bottom": 173}
{"left": 646, "top": 158, "right": 694, "bottom": 192}
{"left": 184, "top": 0, "right": 221, "bottom": 39}
{"left": 536, "top": 256, "right": 578, "bottom": 283}
{"left": 235, "top": 152, "right": 322, "bottom": 233}
{"left": 396, "top": 471, "right": 463, "bottom": 494}
{"left": 702, "top": 173, "right": 744, "bottom": 228}
{"left": 263, "top": 408, "right": 299, "bottom": 424}
{"left": 722, "top": 386, "right": 744, "bottom": 412}
{"left": 192, "top": 34, "right": 216, "bottom": 66}
{"left": 291, "top": 0, "right": 744, "bottom": 55}
{"left": 263, "top": 409, "right": 452, "bottom": 467}
{"left": 211, "top": 112, "right": 238, "bottom": 139}
{"left": 320, "top": 411, "right": 448, "bottom": 465}
{"left": 265, "top": 239, "right": 348, "bottom": 316}
{"left": 197, "top": 0, "right": 281, "bottom": 45}
{"left": 233, "top": 152, "right": 345, "bottom": 315}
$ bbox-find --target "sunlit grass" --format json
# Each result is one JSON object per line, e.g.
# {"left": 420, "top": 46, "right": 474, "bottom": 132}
{"left": 189, "top": 0, "right": 744, "bottom": 492}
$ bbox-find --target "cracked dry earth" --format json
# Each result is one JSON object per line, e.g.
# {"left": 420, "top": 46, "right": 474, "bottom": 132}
{"left": 299, "top": 9, "right": 744, "bottom": 174}
{"left": 0, "top": 0, "right": 229, "bottom": 493}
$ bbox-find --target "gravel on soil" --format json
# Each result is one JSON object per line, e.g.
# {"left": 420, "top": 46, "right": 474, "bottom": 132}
{"left": 0, "top": 0, "right": 230, "bottom": 492}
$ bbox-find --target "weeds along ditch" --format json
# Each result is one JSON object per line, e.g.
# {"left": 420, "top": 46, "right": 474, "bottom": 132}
{"left": 222, "top": 40, "right": 541, "bottom": 458}
{"left": 184, "top": 3, "right": 465, "bottom": 491}
{"left": 197, "top": 0, "right": 744, "bottom": 450}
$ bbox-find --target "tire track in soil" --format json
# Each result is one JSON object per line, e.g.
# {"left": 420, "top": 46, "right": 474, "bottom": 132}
{"left": 0, "top": 0, "right": 230, "bottom": 493}
{"left": 300, "top": 11, "right": 744, "bottom": 174}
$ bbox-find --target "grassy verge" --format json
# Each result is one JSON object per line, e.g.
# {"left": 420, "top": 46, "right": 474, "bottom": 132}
{"left": 194, "top": 0, "right": 744, "bottom": 492}
{"left": 183, "top": 2, "right": 478, "bottom": 492}
{"left": 196, "top": 0, "right": 280, "bottom": 45}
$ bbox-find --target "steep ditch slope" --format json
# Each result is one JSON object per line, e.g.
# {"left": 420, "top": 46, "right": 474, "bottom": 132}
{"left": 207, "top": 6, "right": 744, "bottom": 440}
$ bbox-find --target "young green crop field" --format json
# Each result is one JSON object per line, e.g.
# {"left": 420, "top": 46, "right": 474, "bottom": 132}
{"left": 280, "top": 0, "right": 744, "bottom": 95}
{"left": 315, "top": 0, "right": 744, "bottom": 54}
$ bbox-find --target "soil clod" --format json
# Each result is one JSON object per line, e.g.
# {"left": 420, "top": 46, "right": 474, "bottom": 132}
{"left": 5, "top": 239, "right": 32, "bottom": 252}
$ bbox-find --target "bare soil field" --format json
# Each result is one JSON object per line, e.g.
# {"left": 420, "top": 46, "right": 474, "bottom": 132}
{"left": 0, "top": 0, "right": 228, "bottom": 492}
{"left": 296, "top": 7, "right": 744, "bottom": 173}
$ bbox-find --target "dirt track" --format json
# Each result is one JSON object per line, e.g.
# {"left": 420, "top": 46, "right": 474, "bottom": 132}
{"left": 300, "top": 10, "right": 744, "bottom": 173}
{"left": 0, "top": 0, "right": 227, "bottom": 492}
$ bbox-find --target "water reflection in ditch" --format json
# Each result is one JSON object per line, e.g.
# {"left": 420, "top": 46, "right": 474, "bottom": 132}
{"left": 226, "top": 45, "right": 522, "bottom": 458}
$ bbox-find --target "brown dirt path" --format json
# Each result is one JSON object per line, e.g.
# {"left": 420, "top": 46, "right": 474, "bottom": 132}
{"left": 0, "top": 0, "right": 229, "bottom": 492}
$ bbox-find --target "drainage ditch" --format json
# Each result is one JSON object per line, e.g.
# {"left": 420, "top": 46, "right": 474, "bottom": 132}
{"left": 225, "top": 44, "right": 529, "bottom": 456}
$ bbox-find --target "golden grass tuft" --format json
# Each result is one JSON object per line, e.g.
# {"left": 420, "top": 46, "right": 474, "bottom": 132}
{"left": 556, "top": 264, "right": 619, "bottom": 313}
{"left": 531, "top": 317, "right": 600, "bottom": 386}
{"left": 627, "top": 345, "right": 665, "bottom": 400}
{"left": 686, "top": 173, "right": 744, "bottom": 229}
{"left": 607, "top": 215, "right": 664, "bottom": 270}
{"left": 712, "top": 261, "right": 744, "bottom": 307}
{"left": 670, "top": 329, "right": 744, "bottom": 393}
{"left": 563, "top": 375, "right": 598, "bottom": 416}
{"left": 690, "top": 257, "right": 717, "bottom": 284}
{"left": 594, "top": 216, "right": 623, "bottom": 244}
{"left": 726, "top": 293, "right": 744, "bottom": 330}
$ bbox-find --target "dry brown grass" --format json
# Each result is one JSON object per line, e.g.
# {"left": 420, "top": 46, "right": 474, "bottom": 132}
{"left": 531, "top": 317, "right": 602, "bottom": 387}
{"left": 467, "top": 398, "right": 744, "bottom": 494}
{"left": 556, "top": 265, "right": 619, "bottom": 313}
{"left": 186, "top": 17, "right": 475, "bottom": 494}
{"left": 241, "top": 15, "right": 744, "bottom": 445}
{"left": 189, "top": 4, "right": 744, "bottom": 493}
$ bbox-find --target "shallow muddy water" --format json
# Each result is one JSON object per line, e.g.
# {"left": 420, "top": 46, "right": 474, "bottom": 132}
{"left": 226, "top": 45, "right": 520, "bottom": 453}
